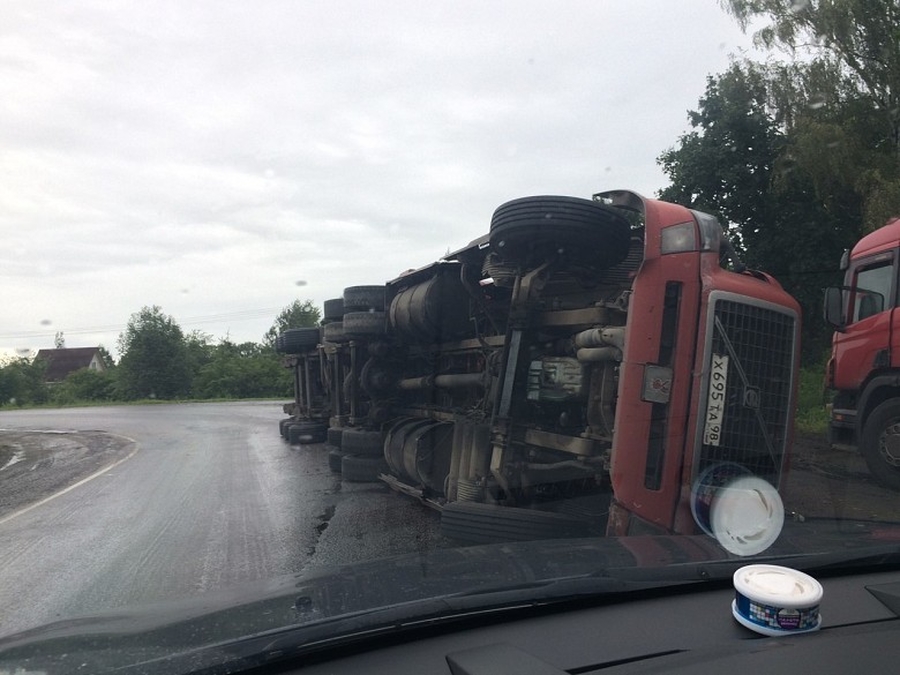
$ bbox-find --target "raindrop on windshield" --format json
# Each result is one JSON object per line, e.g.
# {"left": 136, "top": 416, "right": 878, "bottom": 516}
{"left": 808, "top": 93, "right": 827, "bottom": 110}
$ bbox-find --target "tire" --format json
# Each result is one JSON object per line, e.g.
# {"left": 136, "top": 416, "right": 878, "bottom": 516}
{"left": 489, "top": 195, "right": 631, "bottom": 269}
{"left": 281, "top": 327, "right": 321, "bottom": 354}
{"left": 323, "top": 297, "right": 345, "bottom": 323}
{"left": 328, "top": 448, "right": 346, "bottom": 473}
{"left": 341, "top": 454, "right": 389, "bottom": 482}
{"left": 343, "top": 285, "right": 386, "bottom": 312}
{"left": 326, "top": 426, "right": 344, "bottom": 448}
{"left": 288, "top": 421, "right": 328, "bottom": 445}
{"left": 861, "top": 399, "right": 900, "bottom": 490}
{"left": 440, "top": 502, "right": 591, "bottom": 545}
{"left": 343, "top": 311, "right": 386, "bottom": 338}
{"left": 279, "top": 418, "right": 293, "bottom": 438}
{"left": 340, "top": 428, "right": 384, "bottom": 456}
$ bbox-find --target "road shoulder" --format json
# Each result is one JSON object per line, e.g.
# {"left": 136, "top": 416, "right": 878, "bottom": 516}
{"left": 0, "top": 430, "right": 135, "bottom": 519}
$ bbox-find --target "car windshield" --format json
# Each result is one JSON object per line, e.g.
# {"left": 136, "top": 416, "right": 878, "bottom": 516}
{"left": 2, "top": 1, "right": 900, "bottom": 673}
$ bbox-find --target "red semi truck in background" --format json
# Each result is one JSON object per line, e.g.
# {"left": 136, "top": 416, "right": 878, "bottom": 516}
{"left": 279, "top": 191, "right": 801, "bottom": 548}
{"left": 825, "top": 216, "right": 900, "bottom": 490}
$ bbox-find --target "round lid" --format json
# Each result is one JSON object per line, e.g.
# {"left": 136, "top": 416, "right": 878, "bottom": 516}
{"left": 733, "top": 564, "right": 823, "bottom": 608}
{"left": 709, "top": 476, "right": 784, "bottom": 556}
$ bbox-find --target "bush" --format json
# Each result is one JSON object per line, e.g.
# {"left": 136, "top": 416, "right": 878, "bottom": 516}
{"left": 795, "top": 361, "right": 830, "bottom": 435}
{"left": 50, "top": 368, "right": 116, "bottom": 405}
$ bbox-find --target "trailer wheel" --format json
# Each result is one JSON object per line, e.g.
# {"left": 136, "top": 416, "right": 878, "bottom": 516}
{"left": 440, "top": 502, "right": 591, "bottom": 545}
{"left": 489, "top": 195, "right": 631, "bottom": 269}
{"left": 341, "top": 454, "right": 389, "bottom": 482}
{"left": 281, "top": 327, "right": 321, "bottom": 354}
{"left": 343, "top": 311, "right": 386, "bottom": 338}
{"left": 340, "top": 428, "right": 384, "bottom": 456}
{"left": 288, "top": 421, "right": 328, "bottom": 445}
{"left": 322, "top": 297, "right": 345, "bottom": 323}
{"left": 343, "top": 285, "right": 386, "bottom": 312}
{"left": 861, "top": 399, "right": 900, "bottom": 490}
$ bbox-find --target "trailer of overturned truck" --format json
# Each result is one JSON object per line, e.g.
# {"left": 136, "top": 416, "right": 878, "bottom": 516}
{"left": 277, "top": 191, "right": 801, "bottom": 546}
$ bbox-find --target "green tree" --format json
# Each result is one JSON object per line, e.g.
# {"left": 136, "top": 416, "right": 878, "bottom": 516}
{"left": 193, "top": 339, "right": 291, "bottom": 399}
{"left": 263, "top": 299, "right": 321, "bottom": 348}
{"left": 183, "top": 329, "right": 215, "bottom": 391}
{"left": 658, "top": 62, "right": 782, "bottom": 242}
{"left": 96, "top": 345, "right": 116, "bottom": 369}
{"left": 116, "top": 306, "right": 192, "bottom": 400}
{"left": 0, "top": 356, "right": 48, "bottom": 407}
{"left": 722, "top": 0, "right": 900, "bottom": 230}
{"left": 657, "top": 61, "right": 857, "bottom": 356}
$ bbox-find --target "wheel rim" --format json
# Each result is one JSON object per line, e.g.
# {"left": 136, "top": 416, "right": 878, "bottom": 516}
{"left": 878, "top": 420, "right": 900, "bottom": 467}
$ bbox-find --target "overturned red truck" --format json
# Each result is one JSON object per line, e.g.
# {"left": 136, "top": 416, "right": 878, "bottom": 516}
{"left": 278, "top": 191, "right": 800, "bottom": 545}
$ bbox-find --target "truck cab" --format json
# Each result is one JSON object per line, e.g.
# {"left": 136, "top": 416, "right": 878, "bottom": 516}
{"left": 825, "top": 218, "right": 900, "bottom": 489}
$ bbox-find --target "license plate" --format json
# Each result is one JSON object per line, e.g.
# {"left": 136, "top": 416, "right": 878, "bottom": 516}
{"left": 704, "top": 354, "right": 729, "bottom": 446}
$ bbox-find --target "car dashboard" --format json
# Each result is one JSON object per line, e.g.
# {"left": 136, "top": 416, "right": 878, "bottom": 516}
{"left": 286, "top": 568, "right": 900, "bottom": 675}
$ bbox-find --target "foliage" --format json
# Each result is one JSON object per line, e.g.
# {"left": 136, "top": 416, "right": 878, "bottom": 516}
{"left": 658, "top": 61, "right": 856, "bottom": 357}
{"left": 0, "top": 357, "right": 48, "bottom": 407}
{"left": 263, "top": 299, "right": 321, "bottom": 348}
{"left": 116, "top": 306, "right": 192, "bottom": 400}
{"left": 50, "top": 368, "right": 117, "bottom": 405}
{"left": 721, "top": 0, "right": 900, "bottom": 231}
{"left": 658, "top": 62, "right": 782, "bottom": 243}
{"left": 184, "top": 330, "right": 216, "bottom": 384}
{"left": 193, "top": 340, "right": 291, "bottom": 399}
{"left": 660, "top": 0, "right": 900, "bottom": 356}
{"left": 795, "top": 360, "right": 831, "bottom": 434}
{"left": 96, "top": 345, "right": 116, "bottom": 369}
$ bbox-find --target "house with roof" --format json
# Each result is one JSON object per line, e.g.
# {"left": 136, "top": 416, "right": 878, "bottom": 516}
{"left": 35, "top": 347, "right": 107, "bottom": 383}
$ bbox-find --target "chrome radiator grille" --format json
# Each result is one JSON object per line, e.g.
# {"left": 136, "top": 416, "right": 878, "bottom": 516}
{"left": 697, "top": 297, "right": 797, "bottom": 484}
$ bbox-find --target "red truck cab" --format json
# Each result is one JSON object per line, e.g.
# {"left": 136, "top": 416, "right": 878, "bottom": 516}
{"left": 825, "top": 218, "right": 900, "bottom": 489}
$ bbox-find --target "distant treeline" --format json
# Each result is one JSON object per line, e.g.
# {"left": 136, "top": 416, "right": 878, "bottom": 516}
{"left": 0, "top": 301, "right": 320, "bottom": 407}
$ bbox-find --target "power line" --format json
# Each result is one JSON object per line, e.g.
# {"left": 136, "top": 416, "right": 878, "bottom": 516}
{"left": 0, "top": 307, "right": 287, "bottom": 341}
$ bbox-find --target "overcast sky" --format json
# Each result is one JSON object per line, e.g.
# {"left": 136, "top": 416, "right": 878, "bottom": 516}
{"left": 1, "top": 1, "right": 759, "bottom": 359}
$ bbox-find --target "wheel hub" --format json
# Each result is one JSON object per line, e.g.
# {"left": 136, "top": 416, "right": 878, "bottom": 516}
{"left": 878, "top": 421, "right": 900, "bottom": 467}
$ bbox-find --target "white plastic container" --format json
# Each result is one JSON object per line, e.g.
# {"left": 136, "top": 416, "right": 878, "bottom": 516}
{"left": 691, "top": 463, "right": 784, "bottom": 556}
{"left": 732, "top": 564, "right": 823, "bottom": 636}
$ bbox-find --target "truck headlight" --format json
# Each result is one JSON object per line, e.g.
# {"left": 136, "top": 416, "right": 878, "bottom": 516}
{"left": 660, "top": 221, "right": 697, "bottom": 254}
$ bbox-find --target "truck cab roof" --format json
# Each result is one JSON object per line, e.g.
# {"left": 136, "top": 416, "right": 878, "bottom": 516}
{"left": 852, "top": 217, "right": 900, "bottom": 258}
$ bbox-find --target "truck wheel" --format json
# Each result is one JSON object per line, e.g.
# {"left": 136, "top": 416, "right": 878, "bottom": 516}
{"left": 440, "top": 502, "right": 591, "bottom": 545}
{"left": 343, "top": 285, "right": 386, "bottom": 312}
{"left": 861, "top": 399, "right": 900, "bottom": 490}
{"left": 340, "top": 428, "right": 384, "bottom": 456}
{"left": 343, "top": 311, "right": 386, "bottom": 337}
{"left": 289, "top": 421, "right": 328, "bottom": 445}
{"left": 489, "top": 195, "right": 630, "bottom": 269}
{"left": 323, "top": 297, "right": 345, "bottom": 323}
{"left": 281, "top": 327, "right": 321, "bottom": 354}
{"left": 341, "top": 454, "right": 389, "bottom": 482}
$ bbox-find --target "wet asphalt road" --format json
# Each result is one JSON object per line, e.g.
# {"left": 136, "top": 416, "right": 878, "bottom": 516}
{"left": 0, "top": 402, "right": 444, "bottom": 638}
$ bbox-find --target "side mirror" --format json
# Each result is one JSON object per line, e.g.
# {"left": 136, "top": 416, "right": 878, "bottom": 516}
{"left": 823, "top": 286, "right": 846, "bottom": 331}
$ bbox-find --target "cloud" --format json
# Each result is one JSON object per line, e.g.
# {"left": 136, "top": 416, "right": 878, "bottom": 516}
{"left": 0, "top": 0, "right": 757, "bottom": 357}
